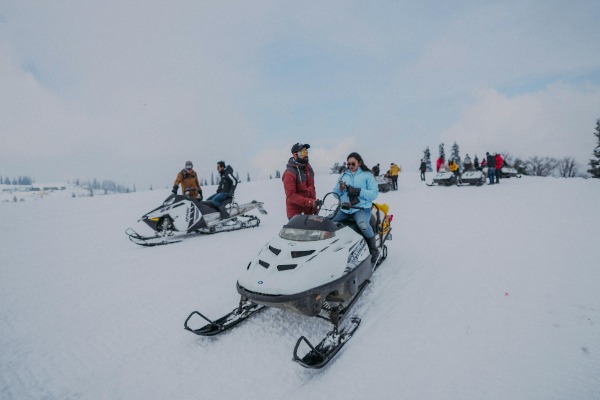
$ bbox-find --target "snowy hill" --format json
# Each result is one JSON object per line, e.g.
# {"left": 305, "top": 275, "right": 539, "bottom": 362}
{"left": 1, "top": 173, "right": 599, "bottom": 399}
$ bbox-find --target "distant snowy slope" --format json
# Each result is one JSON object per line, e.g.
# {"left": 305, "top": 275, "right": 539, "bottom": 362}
{"left": 1, "top": 174, "right": 598, "bottom": 400}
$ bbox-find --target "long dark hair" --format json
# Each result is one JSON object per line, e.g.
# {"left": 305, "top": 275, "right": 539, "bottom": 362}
{"left": 347, "top": 152, "right": 371, "bottom": 172}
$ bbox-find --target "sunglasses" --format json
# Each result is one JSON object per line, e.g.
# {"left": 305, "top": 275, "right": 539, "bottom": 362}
{"left": 347, "top": 161, "right": 358, "bottom": 166}
{"left": 298, "top": 149, "right": 308, "bottom": 156}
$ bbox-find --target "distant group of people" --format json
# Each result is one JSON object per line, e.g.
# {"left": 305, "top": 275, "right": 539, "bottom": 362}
{"left": 430, "top": 152, "right": 505, "bottom": 184}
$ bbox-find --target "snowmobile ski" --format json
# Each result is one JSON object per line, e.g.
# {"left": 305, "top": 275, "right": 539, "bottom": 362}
{"left": 292, "top": 316, "right": 361, "bottom": 369}
{"left": 124, "top": 228, "right": 182, "bottom": 247}
{"left": 184, "top": 299, "right": 265, "bottom": 336}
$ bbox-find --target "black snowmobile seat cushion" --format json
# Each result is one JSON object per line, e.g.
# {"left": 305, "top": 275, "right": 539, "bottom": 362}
{"left": 284, "top": 214, "right": 338, "bottom": 232}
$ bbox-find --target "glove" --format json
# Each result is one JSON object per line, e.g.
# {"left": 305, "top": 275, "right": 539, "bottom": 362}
{"left": 172, "top": 185, "right": 178, "bottom": 195}
{"left": 314, "top": 199, "right": 323, "bottom": 208}
{"left": 341, "top": 202, "right": 352, "bottom": 210}
{"left": 347, "top": 185, "right": 361, "bottom": 198}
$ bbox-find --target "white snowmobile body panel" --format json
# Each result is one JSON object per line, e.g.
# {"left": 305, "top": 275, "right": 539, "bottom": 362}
{"left": 460, "top": 170, "right": 485, "bottom": 185}
{"left": 236, "top": 214, "right": 374, "bottom": 316}
{"left": 237, "top": 225, "right": 368, "bottom": 296}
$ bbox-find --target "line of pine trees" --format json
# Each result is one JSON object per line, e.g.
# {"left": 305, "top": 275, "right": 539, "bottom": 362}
{"left": 1, "top": 176, "right": 35, "bottom": 185}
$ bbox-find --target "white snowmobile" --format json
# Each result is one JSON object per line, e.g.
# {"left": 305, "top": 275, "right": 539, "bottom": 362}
{"left": 499, "top": 166, "right": 522, "bottom": 178}
{"left": 426, "top": 171, "right": 457, "bottom": 186}
{"left": 184, "top": 192, "right": 393, "bottom": 369}
{"left": 125, "top": 190, "right": 267, "bottom": 247}
{"left": 375, "top": 175, "right": 393, "bottom": 192}
{"left": 458, "top": 169, "right": 486, "bottom": 186}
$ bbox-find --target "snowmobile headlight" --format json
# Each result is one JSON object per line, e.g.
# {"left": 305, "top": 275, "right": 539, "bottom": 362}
{"left": 279, "top": 228, "right": 335, "bottom": 241}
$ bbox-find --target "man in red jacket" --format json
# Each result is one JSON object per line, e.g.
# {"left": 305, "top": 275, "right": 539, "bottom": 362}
{"left": 282, "top": 143, "right": 318, "bottom": 219}
{"left": 495, "top": 153, "right": 504, "bottom": 183}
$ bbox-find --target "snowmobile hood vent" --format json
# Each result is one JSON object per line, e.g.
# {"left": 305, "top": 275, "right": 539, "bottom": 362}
{"left": 268, "top": 245, "right": 281, "bottom": 255}
{"left": 277, "top": 264, "right": 298, "bottom": 271}
{"left": 291, "top": 250, "right": 315, "bottom": 258}
{"left": 259, "top": 260, "right": 270, "bottom": 269}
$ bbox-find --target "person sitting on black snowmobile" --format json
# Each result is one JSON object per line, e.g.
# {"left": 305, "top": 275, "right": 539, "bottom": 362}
{"left": 173, "top": 161, "right": 202, "bottom": 199}
{"left": 206, "top": 161, "right": 237, "bottom": 219}
{"left": 332, "top": 152, "right": 380, "bottom": 265}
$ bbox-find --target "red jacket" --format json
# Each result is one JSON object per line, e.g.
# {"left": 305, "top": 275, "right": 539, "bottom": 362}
{"left": 495, "top": 154, "right": 504, "bottom": 169}
{"left": 282, "top": 158, "right": 316, "bottom": 219}
{"left": 436, "top": 157, "right": 444, "bottom": 172}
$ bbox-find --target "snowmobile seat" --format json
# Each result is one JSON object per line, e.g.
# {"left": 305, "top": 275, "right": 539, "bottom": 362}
{"left": 337, "top": 206, "right": 382, "bottom": 238}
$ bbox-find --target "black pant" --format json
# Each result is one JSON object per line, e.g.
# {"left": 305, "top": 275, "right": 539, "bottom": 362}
{"left": 391, "top": 176, "right": 398, "bottom": 190}
{"left": 420, "top": 171, "right": 425, "bottom": 181}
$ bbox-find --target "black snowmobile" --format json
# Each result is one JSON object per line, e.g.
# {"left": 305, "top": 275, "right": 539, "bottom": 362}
{"left": 125, "top": 189, "right": 267, "bottom": 247}
{"left": 184, "top": 192, "right": 393, "bottom": 369}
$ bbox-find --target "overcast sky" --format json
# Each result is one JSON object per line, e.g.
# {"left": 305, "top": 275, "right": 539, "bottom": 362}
{"left": 2, "top": 1, "right": 599, "bottom": 189}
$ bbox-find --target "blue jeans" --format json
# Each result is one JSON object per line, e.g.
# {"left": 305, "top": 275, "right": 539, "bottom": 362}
{"left": 207, "top": 192, "right": 229, "bottom": 208}
{"left": 332, "top": 208, "right": 375, "bottom": 238}
{"left": 488, "top": 167, "right": 496, "bottom": 184}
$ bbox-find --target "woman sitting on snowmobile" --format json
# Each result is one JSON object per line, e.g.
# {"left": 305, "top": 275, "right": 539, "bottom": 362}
{"left": 332, "top": 152, "right": 380, "bottom": 264}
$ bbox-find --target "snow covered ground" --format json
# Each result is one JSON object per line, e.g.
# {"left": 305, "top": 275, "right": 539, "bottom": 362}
{"left": 1, "top": 173, "right": 599, "bottom": 399}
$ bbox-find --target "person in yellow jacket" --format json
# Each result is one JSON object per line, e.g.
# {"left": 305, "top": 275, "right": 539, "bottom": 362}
{"left": 389, "top": 163, "right": 400, "bottom": 190}
{"left": 172, "top": 161, "right": 202, "bottom": 199}
{"left": 447, "top": 159, "right": 460, "bottom": 180}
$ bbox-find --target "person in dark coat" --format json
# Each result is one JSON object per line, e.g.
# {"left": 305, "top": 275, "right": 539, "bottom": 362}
{"left": 486, "top": 152, "right": 496, "bottom": 184}
{"left": 206, "top": 161, "right": 238, "bottom": 219}
{"left": 474, "top": 155, "right": 480, "bottom": 170}
{"left": 372, "top": 163, "right": 380, "bottom": 177}
{"left": 419, "top": 159, "right": 427, "bottom": 181}
{"left": 282, "top": 143, "right": 318, "bottom": 219}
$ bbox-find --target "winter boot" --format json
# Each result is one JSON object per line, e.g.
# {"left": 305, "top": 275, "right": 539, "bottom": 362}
{"left": 218, "top": 205, "right": 229, "bottom": 220}
{"left": 366, "top": 236, "right": 379, "bottom": 266}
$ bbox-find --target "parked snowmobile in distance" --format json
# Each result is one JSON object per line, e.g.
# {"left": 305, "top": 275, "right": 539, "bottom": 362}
{"left": 375, "top": 175, "right": 393, "bottom": 192}
{"left": 458, "top": 169, "right": 485, "bottom": 186}
{"left": 125, "top": 189, "right": 267, "bottom": 247}
{"left": 427, "top": 171, "right": 457, "bottom": 186}
{"left": 184, "top": 192, "right": 393, "bottom": 369}
{"left": 500, "top": 166, "right": 521, "bottom": 178}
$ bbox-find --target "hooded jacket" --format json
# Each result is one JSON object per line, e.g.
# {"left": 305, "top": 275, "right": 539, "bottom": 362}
{"left": 282, "top": 157, "right": 316, "bottom": 219}
{"left": 495, "top": 154, "right": 504, "bottom": 170}
{"left": 174, "top": 169, "right": 201, "bottom": 198}
{"left": 389, "top": 163, "right": 401, "bottom": 176}
{"left": 216, "top": 165, "right": 237, "bottom": 197}
{"left": 333, "top": 168, "right": 379, "bottom": 214}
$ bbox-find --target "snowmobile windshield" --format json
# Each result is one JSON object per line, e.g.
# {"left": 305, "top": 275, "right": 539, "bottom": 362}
{"left": 279, "top": 227, "right": 334, "bottom": 241}
{"left": 279, "top": 214, "right": 337, "bottom": 241}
